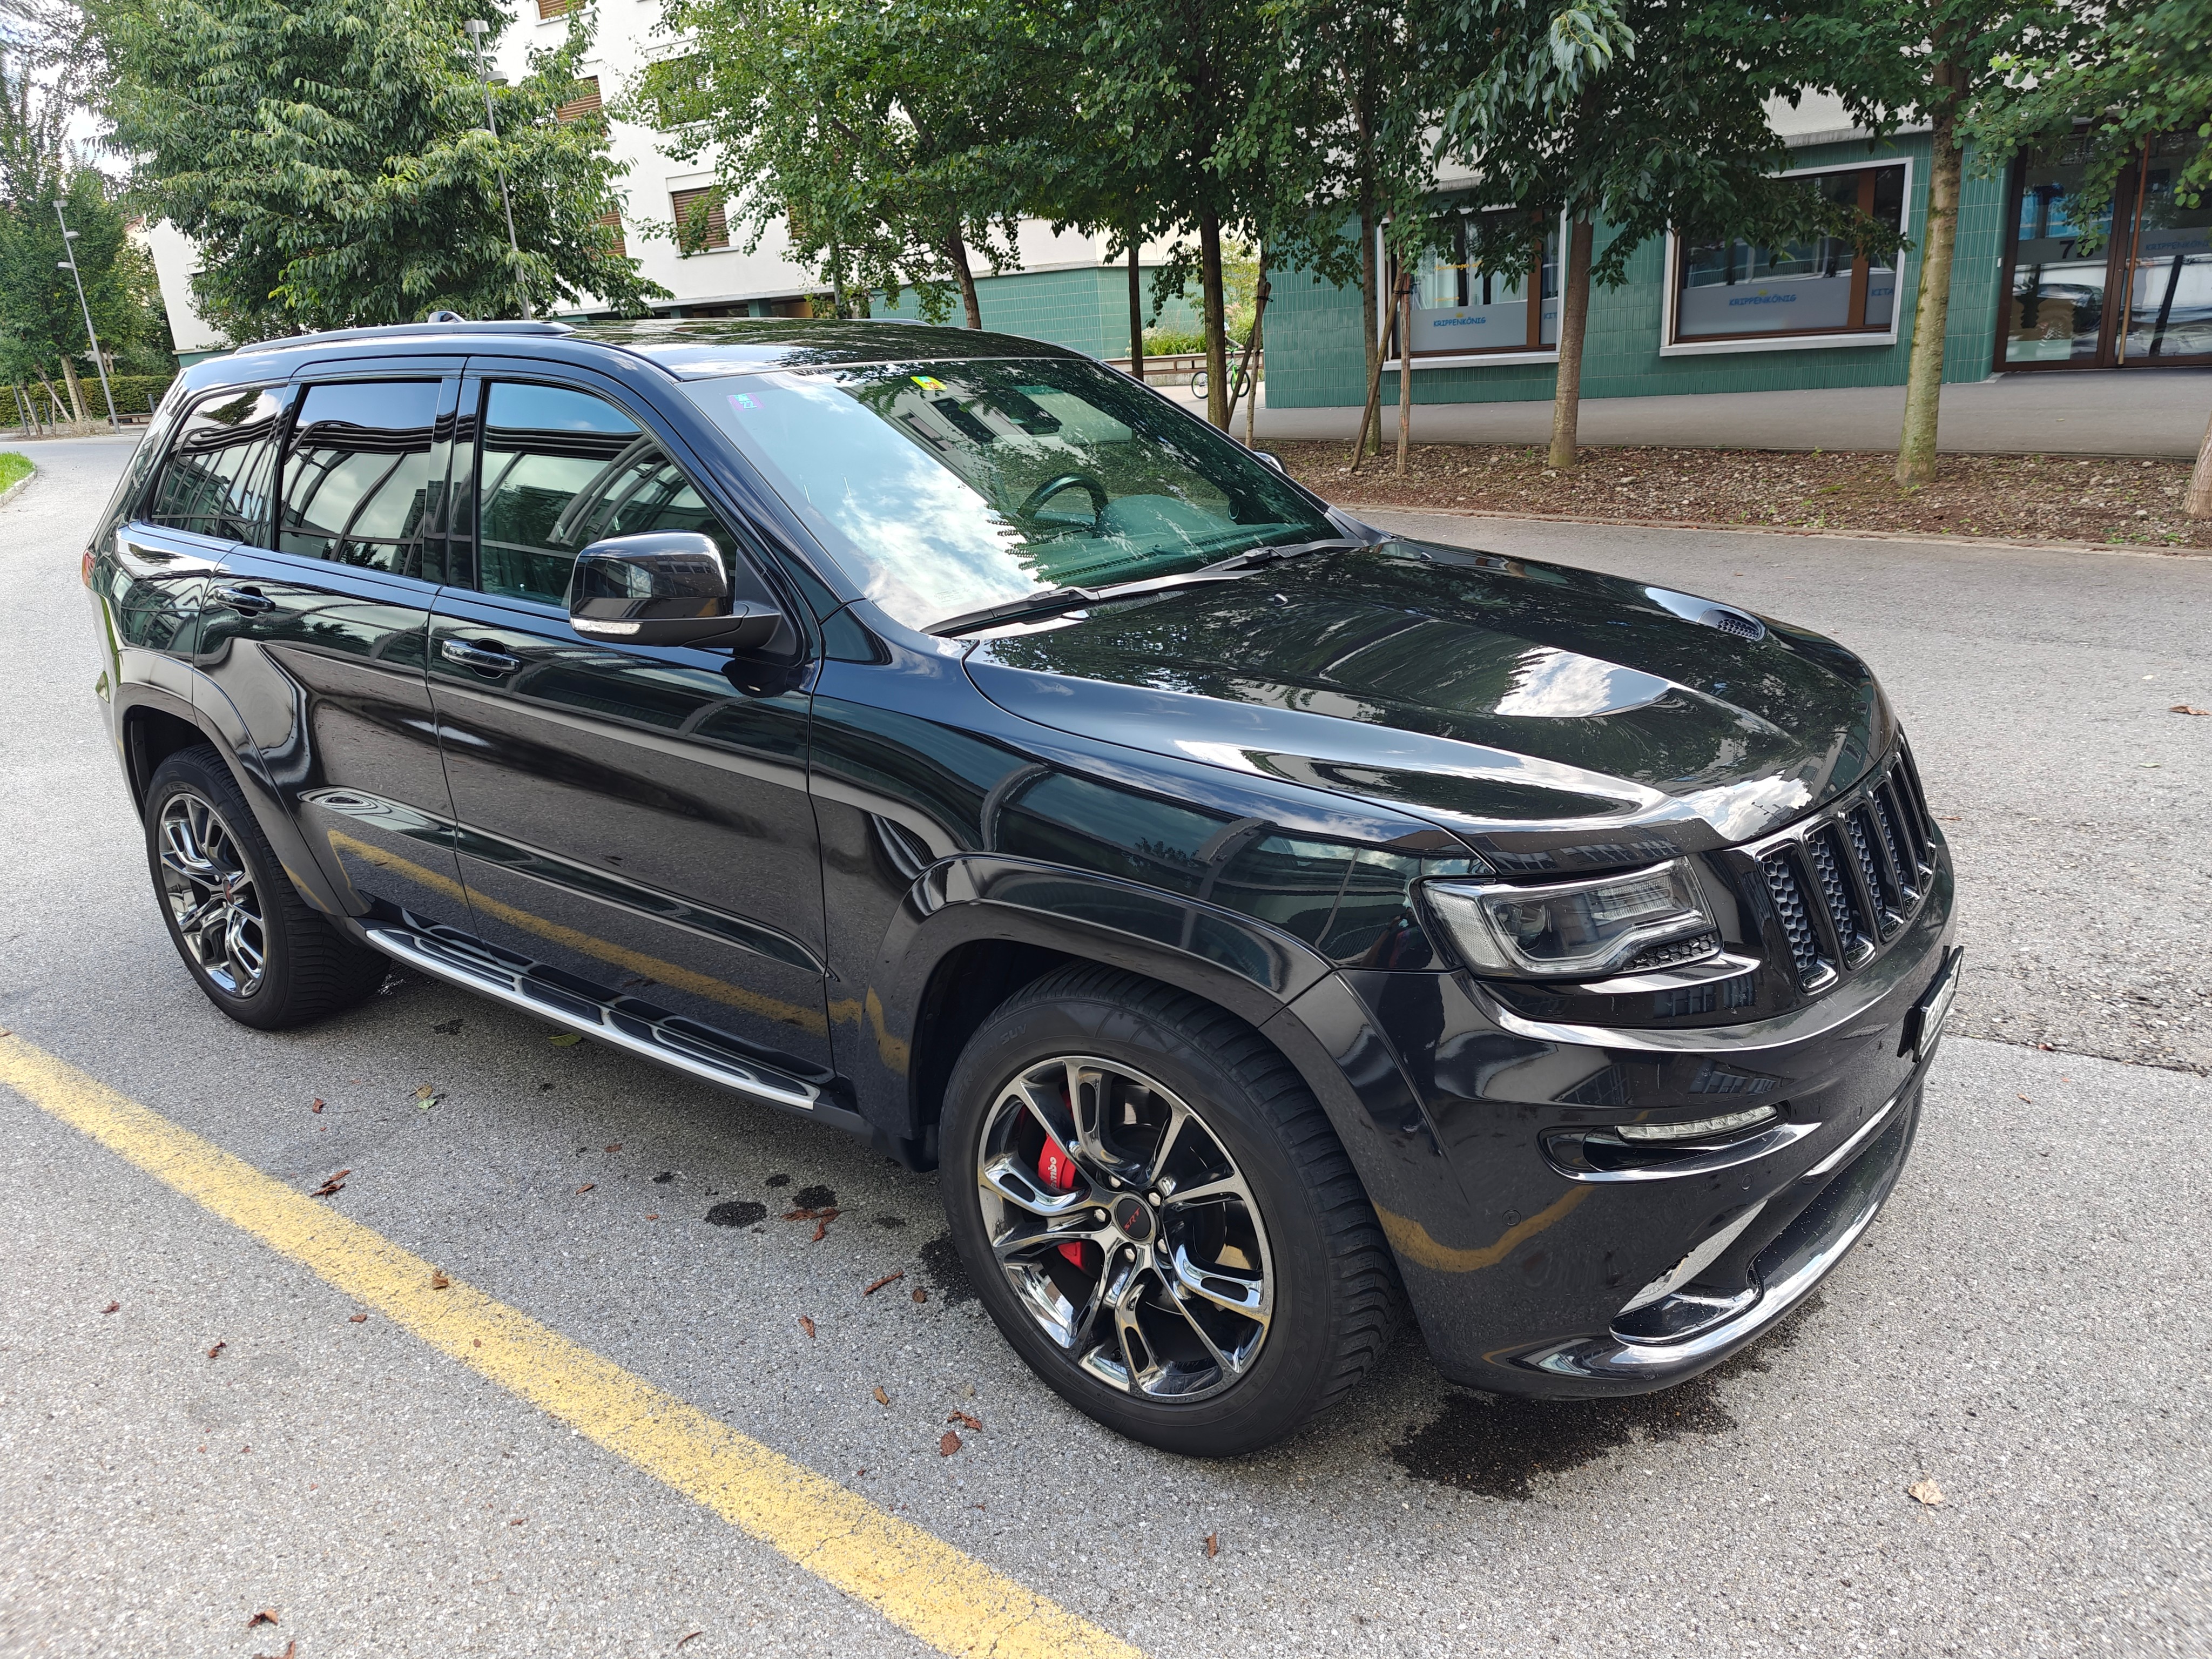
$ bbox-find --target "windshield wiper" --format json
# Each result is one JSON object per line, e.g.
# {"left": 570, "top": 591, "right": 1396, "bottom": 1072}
{"left": 926, "top": 537, "right": 1371, "bottom": 637}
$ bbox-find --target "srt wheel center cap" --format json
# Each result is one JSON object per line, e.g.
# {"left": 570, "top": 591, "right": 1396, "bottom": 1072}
{"left": 1111, "top": 1195, "right": 1155, "bottom": 1243}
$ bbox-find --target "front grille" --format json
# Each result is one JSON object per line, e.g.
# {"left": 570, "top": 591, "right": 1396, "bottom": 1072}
{"left": 1622, "top": 930, "right": 1722, "bottom": 973}
{"left": 1756, "top": 746, "right": 1937, "bottom": 989}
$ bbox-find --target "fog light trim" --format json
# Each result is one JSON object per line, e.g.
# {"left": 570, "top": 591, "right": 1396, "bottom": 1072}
{"left": 1614, "top": 1104, "right": 1780, "bottom": 1143}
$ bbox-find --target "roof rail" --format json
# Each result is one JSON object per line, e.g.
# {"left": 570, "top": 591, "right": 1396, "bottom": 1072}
{"left": 232, "top": 318, "right": 576, "bottom": 354}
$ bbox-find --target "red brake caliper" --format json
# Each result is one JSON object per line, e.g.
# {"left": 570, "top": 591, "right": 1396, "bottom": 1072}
{"left": 1035, "top": 1136, "right": 1090, "bottom": 1268}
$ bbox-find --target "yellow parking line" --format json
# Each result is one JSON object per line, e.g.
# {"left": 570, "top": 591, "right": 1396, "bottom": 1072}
{"left": 0, "top": 1033, "right": 1140, "bottom": 1659}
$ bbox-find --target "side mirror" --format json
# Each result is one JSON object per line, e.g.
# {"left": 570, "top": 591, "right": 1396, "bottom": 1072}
{"left": 567, "top": 531, "right": 784, "bottom": 651}
{"left": 1251, "top": 449, "right": 1288, "bottom": 475}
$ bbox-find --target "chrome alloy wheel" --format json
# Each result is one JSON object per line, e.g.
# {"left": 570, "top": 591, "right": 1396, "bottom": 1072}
{"left": 976, "top": 1056, "right": 1274, "bottom": 1401}
{"left": 156, "top": 792, "right": 267, "bottom": 997}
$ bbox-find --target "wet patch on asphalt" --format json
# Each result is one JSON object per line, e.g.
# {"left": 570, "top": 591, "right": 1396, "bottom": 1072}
{"left": 792, "top": 1184, "right": 837, "bottom": 1210}
{"left": 704, "top": 1201, "right": 768, "bottom": 1229}
{"left": 918, "top": 1232, "right": 974, "bottom": 1308}
{"left": 1388, "top": 1296, "right": 1822, "bottom": 1500}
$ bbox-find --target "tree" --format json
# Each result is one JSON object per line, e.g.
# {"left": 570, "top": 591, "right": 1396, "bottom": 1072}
{"left": 0, "top": 167, "right": 167, "bottom": 419}
{"left": 1080, "top": 0, "right": 1274, "bottom": 428}
{"left": 1967, "top": 0, "right": 2212, "bottom": 513}
{"left": 631, "top": 0, "right": 1049, "bottom": 325}
{"left": 1243, "top": 0, "right": 1440, "bottom": 468}
{"left": 1439, "top": 0, "right": 1904, "bottom": 470}
{"left": 99, "top": 0, "right": 661, "bottom": 335}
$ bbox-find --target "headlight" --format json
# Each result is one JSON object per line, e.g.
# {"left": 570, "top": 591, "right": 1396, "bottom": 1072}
{"left": 1425, "top": 860, "right": 1718, "bottom": 980}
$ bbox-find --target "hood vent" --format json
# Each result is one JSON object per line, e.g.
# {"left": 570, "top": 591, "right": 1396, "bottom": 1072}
{"left": 1644, "top": 584, "right": 1766, "bottom": 643}
{"left": 1701, "top": 606, "right": 1765, "bottom": 642}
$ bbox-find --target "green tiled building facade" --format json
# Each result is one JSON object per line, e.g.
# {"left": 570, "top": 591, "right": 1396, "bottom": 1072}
{"left": 875, "top": 264, "right": 1199, "bottom": 359}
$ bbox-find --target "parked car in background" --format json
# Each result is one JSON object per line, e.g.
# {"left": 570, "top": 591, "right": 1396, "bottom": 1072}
{"left": 83, "top": 318, "right": 1959, "bottom": 1454}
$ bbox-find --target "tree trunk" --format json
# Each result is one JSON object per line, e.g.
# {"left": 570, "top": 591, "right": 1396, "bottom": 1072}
{"left": 2188, "top": 405, "right": 2212, "bottom": 519}
{"left": 1896, "top": 76, "right": 1963, "bottom": 488}
{"left": 59, "top": 356, "right": 88, "bottom": 425}
{"left": 1199, "top": 206, "right": 1230, "bottom": 429}
{"left": 1228, "top": 260, "right": 1269, "bottom": 429}
{"left": 36, "top": 369, "right": 66, "bottom": 428}
{"left": 1128, "top": 238, "right": 1145, "bottom": 383}
{"left": 948, "top": 226, "right": 983, "bottom": 329}
{"left": 1395, "top": 271, "right": 1414, "bottom": 475}
{"left": 1244, "top": 295, "right": 1265, "bottom": 448}
{"left": 1548, "top": 219, "right": 1595, "bottom": 470}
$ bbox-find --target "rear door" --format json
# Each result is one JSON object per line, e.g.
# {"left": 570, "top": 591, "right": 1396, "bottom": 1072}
{"left": 195, "top": 373, "right": 471, "bottom": 933}
{"left": 96, "top": 386, "right": 281, "bottom": 710}
{"left": 426, "top": 372, "right": 832, "bottom": 1081}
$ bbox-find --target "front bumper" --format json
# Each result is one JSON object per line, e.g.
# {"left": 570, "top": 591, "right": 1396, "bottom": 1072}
{"left": 1317, "top": 852, "right": 1957, "bottom": 1399}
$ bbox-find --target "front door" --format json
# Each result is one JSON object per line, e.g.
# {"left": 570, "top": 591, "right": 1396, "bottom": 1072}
{"left": 426, "top": 375, "right": 832, "bottom": 1081}
{"left": 197, "top": 373, "right": 473, "bottom": 934}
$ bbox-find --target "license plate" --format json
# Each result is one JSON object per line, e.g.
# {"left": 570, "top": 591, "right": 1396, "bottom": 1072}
{"left": 1912, "top": 949, "right": 1962, "bottom": 1063}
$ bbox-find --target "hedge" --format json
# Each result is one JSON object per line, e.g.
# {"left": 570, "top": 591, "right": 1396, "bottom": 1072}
{"left": 4, "top": 373, "right": 178, "bottom": 426}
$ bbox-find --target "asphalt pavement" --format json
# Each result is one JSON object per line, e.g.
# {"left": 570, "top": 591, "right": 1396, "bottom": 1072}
{"left": 3, "top": 437, "right": 2208, "bottom": 1658}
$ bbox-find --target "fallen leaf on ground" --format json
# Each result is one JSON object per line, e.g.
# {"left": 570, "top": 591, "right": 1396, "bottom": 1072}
{"left": 1907, "top": 1478, "right": 1947, "bottom": 1507}
{"left": 947, "top": 1411, "right": 982, "bottom": 1432}
{"left": 798, "top": 1314, "right": 816, "bottom": 1338}
{"left": 2171, "top": 704, "right": 2210, "bottom": 716}
{"left": 677, "top": 1635, "right": 703, "bottom": 1650}
{"left": 1205, "top": 1532, "right": 1219, "bottom": 1559}
{"left": 414, "top": 1084, "right": 441, "bottom": 1110}
{"left": 309, "top": 1098, "right": 324, "bottom": 1113}
{"left": 783, "top": 1207, "right": 819, "bottom": 1221}
{"left": 100, "top": 1301, "right": 119, "bottom": 1314}
{"left": 548, "top": 1033, "right": 584, "bottom": 1047}
{"left": 864, "top": 1270, "right": 905, "bottom": 1296}
{"left": 811, "top": 1218, "right": 829, "bottom": 1242}
{"left": 253, "top": 1642, "right": 295, "bottom": 1659}
{"left": 912, "top": 1287, "right": 927, "bottom": 1304}
{"left": 206, "top": 1341, "right": 226, "bottom": 1360}
{"left": 645, "top": 1213, "right": 660, "bottom": 1221}
{"left": 575, "top": 1183, "right": 595, "bottom": 1193}
{"left": 509, "top": 1518, "right": 524, "bottom": 1526}
{"left": 246, "top": 1609, "right": 279, "bottom": 1629}
{"left": 309, "top": 1169, "right": 350, "bottom": 1198}
{"left": 433, "top": 1018, "right": 463, "bottom": 1035}
{"left": 348, "top": 1314, "right": 367, "bottom": 1323}
{"left": 430, "top": 1271, "right": 451, "bottom": 1290}
{"left": 939, "top": 1430, "right": 962, "bottom": 1456}
{"left": 605, "top": 1143, "right": 622, "bottom": 1152}
{"left": 873, "top": 1386, "right": 889, "bottom": 1406}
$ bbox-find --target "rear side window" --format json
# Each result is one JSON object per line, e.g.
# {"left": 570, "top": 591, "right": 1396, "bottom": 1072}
{"left": 280, "top": 380, "right": 444, "bottom": 577}
{"left": 477, "top": 381, "right": 737, "bottom": 606}
{"left": 145, "top": 387, "right": 284, "bottom": 542}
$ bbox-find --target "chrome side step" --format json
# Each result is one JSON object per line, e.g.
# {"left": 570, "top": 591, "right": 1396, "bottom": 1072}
{"left": 365, "top": 922, "right": 866, "bottom": 1135}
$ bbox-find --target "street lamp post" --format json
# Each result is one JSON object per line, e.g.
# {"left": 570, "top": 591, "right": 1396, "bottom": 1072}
{"left": 463, "top": 19, "right": 534, "bottom": 320}
{"left": 53, "top": 200, "right": 120, "bottom": 432}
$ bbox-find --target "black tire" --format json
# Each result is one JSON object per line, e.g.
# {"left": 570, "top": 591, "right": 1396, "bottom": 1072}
{"left": 144, "top": 745, "right": 390, "bottom": 1030}
{"left": 941, "top": 965, "right": 1402, "bottom": 1456}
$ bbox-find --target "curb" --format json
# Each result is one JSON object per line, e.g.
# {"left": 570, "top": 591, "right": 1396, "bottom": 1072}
{"left": 1326, "top": 501, "right": 2212, "bottom": 561}
{"left": 0, "top": 459, "right": 36, "bottom": 511}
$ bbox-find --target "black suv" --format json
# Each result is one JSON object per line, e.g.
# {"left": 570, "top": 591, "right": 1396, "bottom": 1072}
{"left": 85, "top": 318, "right": 1958, "bottom": 1455}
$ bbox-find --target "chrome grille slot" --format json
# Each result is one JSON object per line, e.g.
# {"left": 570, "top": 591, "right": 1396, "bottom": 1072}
{"left": 1760, "top": 849, "right": 1824, "bottom": 984}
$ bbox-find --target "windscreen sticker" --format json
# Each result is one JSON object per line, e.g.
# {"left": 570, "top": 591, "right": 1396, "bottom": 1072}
{"left": 728, "top": 392, "right": 760, "bottom": 411}
{"left": 910, "top": 374, "right": 947, "bottom": 391}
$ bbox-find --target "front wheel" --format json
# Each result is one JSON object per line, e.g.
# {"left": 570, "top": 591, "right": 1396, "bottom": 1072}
{"left": 144, "top": 745, "right": 390, "bottom": 1030}
{"left": 941, "top": 966, "right": 1402, "bottom": 1456}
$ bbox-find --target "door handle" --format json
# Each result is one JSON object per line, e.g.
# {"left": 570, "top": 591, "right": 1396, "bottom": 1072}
{"left": 441, "top": 637, "right": 524, "bottom": 675}
{"left": 211, "top": 583, "right": 275, "bottom": 616}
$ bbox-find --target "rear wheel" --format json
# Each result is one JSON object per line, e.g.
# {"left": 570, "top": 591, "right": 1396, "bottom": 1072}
{"left": 144, "top": 745, "right": 390, "bottom": 1029}
{"left": 941, "top": 965, "right": 1402, "bottom": 1456}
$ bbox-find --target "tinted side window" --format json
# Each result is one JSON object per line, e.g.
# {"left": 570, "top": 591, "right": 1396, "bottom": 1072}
{"left": 280, "top": 381, "right": 444, "bottom": 577}
{"left": 146, "top": 387, "right": 283, "bottom": 542}
{"left": 477, "top": 382, "right": 737, "bottom": 606}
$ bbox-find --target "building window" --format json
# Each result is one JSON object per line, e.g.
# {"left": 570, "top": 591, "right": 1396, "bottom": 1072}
{"left": 1671, "top": 164, "right": 1905, "bottom": 344}
{"left": 536, "top": 0, "right": 571, "bottom": 18}
{"left": 556, "top": 76, "right": 601, "bottom": 122}
{"left": 1389, "top": 210, "right": 1560, "bottom": 359}
{"left": 599, "top": 208, "right": 625, "bottom": 259}
{"left": 2000, "top": 132, "right": 2210, "bottom": 369}
{"left": 670, "top": 187, "right": 729, "bottom": 254}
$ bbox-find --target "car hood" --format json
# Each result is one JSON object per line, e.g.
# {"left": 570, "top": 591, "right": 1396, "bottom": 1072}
{"left": 962, "top": 541, "right": 1896, "bottom": 867}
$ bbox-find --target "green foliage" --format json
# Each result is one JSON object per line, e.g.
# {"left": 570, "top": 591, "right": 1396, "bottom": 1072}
{"left": 98, "top": 0, "right": 664, "bottom": 335}
{"left": 0, "top": 451, "right": 31, "bottom": 490}
{"left": 1436, "top": 0, "right": 1906, "bottom": 290}
{"left": 1969, "top": 0, "right": 2211, "bottom": 250}
{"left": 629, "top": 0, "right": 1051, "bottom": 320}
{"left": 0, "top": 167, "right": 170, "bottom": 386}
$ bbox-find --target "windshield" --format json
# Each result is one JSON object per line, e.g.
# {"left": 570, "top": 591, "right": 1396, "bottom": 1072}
{"left": 683, "top": 358, "right": 1333, "bottom": 630}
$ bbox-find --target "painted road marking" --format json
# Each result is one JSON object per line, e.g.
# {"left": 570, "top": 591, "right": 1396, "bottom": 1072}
{"left": 0, "top": 1033, "right": 1139, "bottom": 1659}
